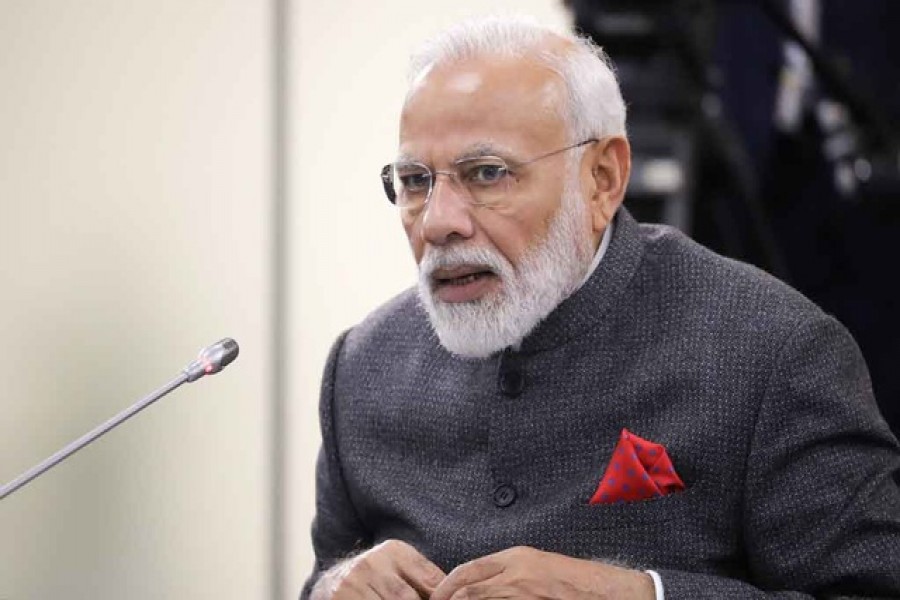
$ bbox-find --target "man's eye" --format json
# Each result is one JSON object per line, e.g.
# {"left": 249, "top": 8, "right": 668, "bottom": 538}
{"left": 399, "top": 172, "right": 431, "bottom": 193}
{"left": 464, "top": 163, "right": 507, "bottom": 186}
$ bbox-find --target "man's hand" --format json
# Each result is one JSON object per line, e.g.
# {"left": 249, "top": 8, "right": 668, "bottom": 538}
{"left": 431, "top": 546, "right": 655, "bottom": 600}
{"left": 310, "top": 539, "right": 446, "bottom": 600}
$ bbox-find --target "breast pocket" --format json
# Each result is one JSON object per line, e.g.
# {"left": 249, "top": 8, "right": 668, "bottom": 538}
{"left": 565, "top": 485, "right": 731, "bottom": 573}
{"left": 573, "top": 485, "right": 702, "bottom": 530}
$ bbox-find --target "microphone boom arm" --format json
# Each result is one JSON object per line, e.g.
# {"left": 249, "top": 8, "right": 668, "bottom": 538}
{"left": 0, "top": 338, "right": 238, "bottom": 501}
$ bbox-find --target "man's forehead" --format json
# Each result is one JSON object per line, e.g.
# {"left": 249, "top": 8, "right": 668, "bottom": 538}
{"left": 408, "top": 61, "right": 483, "bottom": 97}
{"left": 399, "top": 56, "right": 568, "bottom": 160}
{"left": 405, "top": 55, "right": 564, "bottom": 105}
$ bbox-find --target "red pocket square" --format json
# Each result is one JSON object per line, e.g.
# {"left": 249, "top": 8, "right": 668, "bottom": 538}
{"left": 589, "top": 428, "right": 686, "bottom": 505}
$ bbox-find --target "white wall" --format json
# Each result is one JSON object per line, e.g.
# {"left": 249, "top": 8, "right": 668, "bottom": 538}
{"left": 0, "top": 1, "right": 570, "bottom": 598}
{"left": 0, "top": 1, "right": 271, "bottom": 598}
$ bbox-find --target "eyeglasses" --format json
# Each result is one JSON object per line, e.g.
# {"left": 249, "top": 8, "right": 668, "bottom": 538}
{"left": 380, "top": 138, "right": 598, "bottom": 210}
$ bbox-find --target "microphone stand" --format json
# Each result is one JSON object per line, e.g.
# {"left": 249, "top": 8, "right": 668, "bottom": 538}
{"left": 0, "top": 337, "right": 238, "bottom": 501}
{"left": 1, "top": 374, "right": 187, "bottom": 500}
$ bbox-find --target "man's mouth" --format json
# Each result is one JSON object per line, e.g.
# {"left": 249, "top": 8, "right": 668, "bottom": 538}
{"left": 434, "top": 268, "right": 493, "bottom": 285}
{"left": 429, "top": 265, "right": 499, "bottom": 302}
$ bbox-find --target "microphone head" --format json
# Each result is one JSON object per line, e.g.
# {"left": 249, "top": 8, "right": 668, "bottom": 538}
{"left": 184, "top": 338, "right": 240, "bottom": 382}
{"left": 205, "top": 338, "right": 239, "bottom": 370}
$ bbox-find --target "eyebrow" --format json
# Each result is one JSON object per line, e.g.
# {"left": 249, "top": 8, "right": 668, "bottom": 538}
{"left": 394, "top": 141, "right": 520, "bottom": 166}
{"left": 455, "top": 142, "right": 517, "bottom": 162}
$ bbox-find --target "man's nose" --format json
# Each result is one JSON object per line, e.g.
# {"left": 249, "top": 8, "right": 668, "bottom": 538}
{"left": 420, "top": 173, "right": 476, "bottom": 245}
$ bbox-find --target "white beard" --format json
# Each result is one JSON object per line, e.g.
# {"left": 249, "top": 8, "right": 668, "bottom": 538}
{"left": 417, "top": 179, "right": 595, "bottom": 358}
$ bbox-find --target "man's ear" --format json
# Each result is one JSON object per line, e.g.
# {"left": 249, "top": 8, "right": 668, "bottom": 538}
{"left": 582, "top": 136, "right": 631, "bottom": 235}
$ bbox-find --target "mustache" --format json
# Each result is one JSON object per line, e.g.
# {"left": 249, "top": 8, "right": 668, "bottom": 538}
{"left": 419, "top": 245, "right": 510, "bottom": 279}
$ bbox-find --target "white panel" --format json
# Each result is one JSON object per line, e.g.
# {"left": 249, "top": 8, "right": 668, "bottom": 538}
{"left": 286, "top": 1, "right": 571, "bottom": 597}
{"left": 0, "top": 1, "right": 271, "bottom": 598}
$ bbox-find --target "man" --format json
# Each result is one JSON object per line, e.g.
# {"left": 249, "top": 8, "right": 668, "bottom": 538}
{"left": 302, "top": 16, "right": 900, "bottom": 599}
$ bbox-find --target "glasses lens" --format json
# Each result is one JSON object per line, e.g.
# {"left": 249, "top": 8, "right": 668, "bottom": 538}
{"left": 457, "top": 157, "right": 510, "bottom": 206}
{"left": 382, "top": 157, "right": 512, "bottom": 208}
{"left": 390, "top": 163, "right": 431, "bottom": 208}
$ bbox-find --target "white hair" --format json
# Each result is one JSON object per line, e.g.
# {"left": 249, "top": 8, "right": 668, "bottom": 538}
{"left": 407, "top": 15, "right": 627, "bottom": 141}
{"left": 417, "top": 168, "right": 594, "bottom": 358}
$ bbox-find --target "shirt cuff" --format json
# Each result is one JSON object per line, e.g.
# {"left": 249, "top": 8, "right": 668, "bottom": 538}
{"left": 645, "top": 569, "right": 665, "bottom": 600}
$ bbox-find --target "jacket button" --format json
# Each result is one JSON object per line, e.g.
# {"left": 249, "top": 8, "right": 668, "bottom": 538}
{"left": 493, "top": 484, "right": 517, "bottom": 508}
{"left": 499, "top": 368, "right": 524, "bottom": 396}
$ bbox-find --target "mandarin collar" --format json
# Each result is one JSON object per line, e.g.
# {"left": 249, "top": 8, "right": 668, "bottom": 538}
{"left": 515, "top": 208, "right": 645, "bottom": 355}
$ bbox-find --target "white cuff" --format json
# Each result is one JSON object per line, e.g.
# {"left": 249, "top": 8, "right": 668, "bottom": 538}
{"left": 645, "top": 569, "right": 665, "bottom": 600}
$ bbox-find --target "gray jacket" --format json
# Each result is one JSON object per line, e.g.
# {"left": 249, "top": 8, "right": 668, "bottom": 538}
{"left": 302, "top": 209, "right": 900, "bottom": 598}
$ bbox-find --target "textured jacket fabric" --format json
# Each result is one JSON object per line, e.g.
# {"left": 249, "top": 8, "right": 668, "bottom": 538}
{"left": 301, "top": 208, "right": 900, "bottom": 598}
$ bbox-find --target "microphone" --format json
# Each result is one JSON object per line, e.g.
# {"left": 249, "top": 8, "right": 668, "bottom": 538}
{"left": 0, "top": 338, "right": 239, "bottom": 501}
{"left": 183, "top": 337, "right": 240, "bottom": 381}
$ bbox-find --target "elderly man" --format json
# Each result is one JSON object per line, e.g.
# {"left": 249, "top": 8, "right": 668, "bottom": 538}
{"left": 302, "top": 16, "right": 900, "bottom": 600}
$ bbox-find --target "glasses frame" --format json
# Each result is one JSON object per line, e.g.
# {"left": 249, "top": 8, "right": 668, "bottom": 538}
{"left": 380, "top": 138, "right": 598, "bottom": 208}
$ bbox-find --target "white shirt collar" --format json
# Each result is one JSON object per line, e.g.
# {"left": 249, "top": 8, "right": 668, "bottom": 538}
{"left": 577, "top": 218, "right": 614, "bottom": 290}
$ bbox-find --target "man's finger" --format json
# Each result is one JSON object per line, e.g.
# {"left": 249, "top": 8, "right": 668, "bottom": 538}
{"left": 365, "top": 573, "right": 425, "bottom": 600}
{"left": 446, "top": 582, "right": 503, "bottom": 600}
{"left": 399, "top": 560, "right": 445, "bottom": 596}
{"left": 326, "top": 572, "right": 381, "bottom": 600}
{"left": 387, "top": 540, "right": 446, "bottom": 596}
{"left": 431, "top": 556, "right": 506, "bottom": 600}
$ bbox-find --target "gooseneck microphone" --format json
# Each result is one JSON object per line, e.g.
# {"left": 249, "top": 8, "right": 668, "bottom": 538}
{"left": 183, "top": 338, "right": 240, "bottom": 381}
{"left": 0, "top": 338, "right": 239, "bottom": 501}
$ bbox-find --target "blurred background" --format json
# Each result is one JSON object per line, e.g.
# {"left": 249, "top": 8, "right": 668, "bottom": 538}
{"left": 0, "top": 1, "right": 896, "bottom": 599}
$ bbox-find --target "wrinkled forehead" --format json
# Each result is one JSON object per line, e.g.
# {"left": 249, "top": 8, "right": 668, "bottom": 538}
{"left": 399, "top": 55, "right": 569, "bottom": 162}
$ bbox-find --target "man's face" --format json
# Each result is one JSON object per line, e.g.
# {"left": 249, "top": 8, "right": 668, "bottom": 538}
{"left": 400, "top": 56, "right": 579, "bottom": 298}
{"left": 398, "top": 55, "right": 597, "bottom": 356}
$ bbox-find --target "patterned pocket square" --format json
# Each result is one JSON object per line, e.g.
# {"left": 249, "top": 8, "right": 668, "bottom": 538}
{"left": 590, "top": 428, "right": 686, "bottom": 505}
